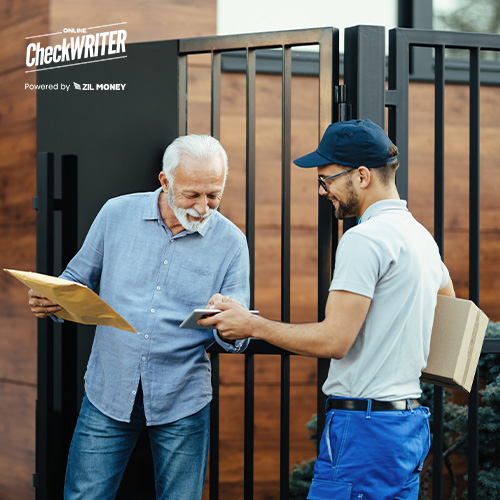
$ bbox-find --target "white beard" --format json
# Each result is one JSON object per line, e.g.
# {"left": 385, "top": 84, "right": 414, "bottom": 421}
{"left": 167, "top": 186, "right": 217, "bottom": 232}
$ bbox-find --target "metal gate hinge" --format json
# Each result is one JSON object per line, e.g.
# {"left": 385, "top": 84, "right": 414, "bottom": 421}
{"left": 335, "top": 85, "right": 351, "bottom": 122}
{"left": 334, "top": 84, "right": 347, "bottom": 104}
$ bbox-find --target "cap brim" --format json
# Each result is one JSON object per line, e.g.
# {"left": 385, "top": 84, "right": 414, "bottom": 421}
{"left": 293, "top": 150, "right": 332, "bottom": 168}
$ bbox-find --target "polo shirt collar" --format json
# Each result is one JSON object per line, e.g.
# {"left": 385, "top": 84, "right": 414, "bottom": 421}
{"left": 359, "top": 199, "right": 408, "bottom": 224}
{"left": 142, "top": 187, "right": 212, "bottom": 236}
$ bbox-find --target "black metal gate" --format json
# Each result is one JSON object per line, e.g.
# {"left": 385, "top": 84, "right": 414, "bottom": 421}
{"left": 385, "top": 28, "right": 500, "bottom": 500}
{"left": 172, "top": 28, "right": 340, "bottom": 500}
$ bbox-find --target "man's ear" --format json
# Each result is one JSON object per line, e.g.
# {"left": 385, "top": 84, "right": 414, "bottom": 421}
{"left": 158, "top": 171, "right": 169, "bottom": 192}
{"left": 357, "top": 166, "right": 371, "bottom": 188}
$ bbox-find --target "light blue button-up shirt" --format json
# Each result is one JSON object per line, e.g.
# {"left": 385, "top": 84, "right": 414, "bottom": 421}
{"left": 60, "top": 188, "right": 250, "bottom": 425}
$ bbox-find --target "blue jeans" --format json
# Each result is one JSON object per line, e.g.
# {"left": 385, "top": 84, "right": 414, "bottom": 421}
{"left": 308, "top": 399, "right": 431, "bottom": 500}
{"left": 64, "top": 386, "right": 210, "bottom": 500}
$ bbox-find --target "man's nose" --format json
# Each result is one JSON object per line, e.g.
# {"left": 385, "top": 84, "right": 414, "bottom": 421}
{"left": 194, "top": 196, "right": 210, "bottom": 215}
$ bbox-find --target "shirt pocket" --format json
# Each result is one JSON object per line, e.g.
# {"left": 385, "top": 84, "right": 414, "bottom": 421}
{"left": 172, "top": 260, "right": 216, "bottom": 307}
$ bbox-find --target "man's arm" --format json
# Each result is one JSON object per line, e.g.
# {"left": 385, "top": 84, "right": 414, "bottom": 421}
{"left": 438, "top": 278, "right": 455, "bottom": 297}
{"left": 27, "top": 204, "right": 107, "bottom": 320}
{"left": 201, "top": 290, "right": 371, "bottom": 359}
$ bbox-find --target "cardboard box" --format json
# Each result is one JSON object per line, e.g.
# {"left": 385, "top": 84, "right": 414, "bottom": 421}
{"left": 421, "top": 295, "right": 489, "bottom": 392}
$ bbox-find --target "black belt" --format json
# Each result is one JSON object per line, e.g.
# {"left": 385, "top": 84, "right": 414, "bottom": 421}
{"left": 326, "top": 398, "right": 421, "bottom": 412}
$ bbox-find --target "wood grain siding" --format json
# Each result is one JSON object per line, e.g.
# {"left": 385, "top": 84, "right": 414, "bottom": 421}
{"left": 49, "top": 0, "right": 217, "bottom": 44}
{"left": 0, "top": 0, "right": 49, "bottom": 74}
{"left": 0, "top": 383, "right": 37, "bottom": 500}
{"left": 0, "top": 0, "right": 41, "bottom": 493}
{"left": 0, "top": 73, "right": 37, "bottom": 226}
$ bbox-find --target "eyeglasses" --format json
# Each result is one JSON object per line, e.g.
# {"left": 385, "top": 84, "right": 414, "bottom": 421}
{"left": 318, "top": 167, "right": 357, "bottom": 192}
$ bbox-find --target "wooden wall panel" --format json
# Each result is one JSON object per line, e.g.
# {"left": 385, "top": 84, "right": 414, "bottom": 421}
{"left": 49, "top": 0, "right": 217, "bottom": 44}
{"left": 0, "top": 77, "right": 37, "bottom": 230}
{"left": 0, "top": 18, "right": 39, "bottom": 497}
{"left": 0, "top": 383, "right": 36, "bottom": 500}
{"left": 0, "top": 227, "right": 37, "bottom": 383}
{"left": 0, "top": 0, "right": 48, "bottom": 73}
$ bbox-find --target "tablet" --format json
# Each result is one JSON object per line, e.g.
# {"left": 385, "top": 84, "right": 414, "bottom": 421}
{"left": 179, "top": 308, "right": 259, "bottom": 329}
{"left": 179, "top": 309, "right": 221, "bottom": 329}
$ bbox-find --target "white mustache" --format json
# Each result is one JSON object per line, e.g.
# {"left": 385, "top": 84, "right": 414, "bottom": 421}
{"left": 185, "top": 208, "right": 216, "bottom": 219}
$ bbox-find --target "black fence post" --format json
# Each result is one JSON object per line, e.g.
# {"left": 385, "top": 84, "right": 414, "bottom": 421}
{"left": 34, "top": 153, "right": 79, "bottom": 499}
{"left": 344, "top": 24, "right": 387, "bottom": 233}
{"left": 34, "top": 152, "right": 56, "bottom": 500}
{"left": 60, "top": 155, "right": 79, "bottom": 475}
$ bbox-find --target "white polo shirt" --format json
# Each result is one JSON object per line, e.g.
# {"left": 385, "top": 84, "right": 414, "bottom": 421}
{"left": 324, "top": 199, "right": 450, "bottom": 401}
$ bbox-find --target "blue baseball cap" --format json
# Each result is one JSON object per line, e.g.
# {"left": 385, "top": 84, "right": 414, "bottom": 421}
{"left": 293, "top": 119, "right": 398, "bottom": 169}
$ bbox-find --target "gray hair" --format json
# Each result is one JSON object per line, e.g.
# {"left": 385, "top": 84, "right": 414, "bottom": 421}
{"left": 162, "top": 134, "right": 229, "bottom": 185}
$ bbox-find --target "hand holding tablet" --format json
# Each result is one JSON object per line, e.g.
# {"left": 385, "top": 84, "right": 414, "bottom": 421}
{"left": 180, "top": 308, "right": 259, "bottom": 329}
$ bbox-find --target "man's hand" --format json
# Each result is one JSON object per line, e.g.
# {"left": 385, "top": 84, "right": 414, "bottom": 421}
{"left": 205, "top": 293, "right": 241, "bottom": 309}
{"left": 198, "top": 302, "right": 256, "bottom": 341}
{"left": 28, "top": 288, "right": 62, "bottom": 318}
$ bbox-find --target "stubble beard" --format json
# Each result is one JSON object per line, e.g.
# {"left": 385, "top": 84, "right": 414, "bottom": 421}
{"left": 331, "top": 177, "right": 360, "bottom": 220}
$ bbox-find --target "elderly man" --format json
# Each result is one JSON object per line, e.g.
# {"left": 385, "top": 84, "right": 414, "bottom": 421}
{"left": 28, "top": 134, "right": 250, "bottom": 500}
{"left": 201, "top": 119, "right": 455, "bottom": 500}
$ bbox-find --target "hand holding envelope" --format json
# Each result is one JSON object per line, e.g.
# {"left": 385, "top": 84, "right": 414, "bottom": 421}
{"left": 4, "top": 269, "right": 138, "bottom": 333}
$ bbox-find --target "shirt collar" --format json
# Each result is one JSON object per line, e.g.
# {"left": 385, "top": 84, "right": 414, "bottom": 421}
{"left": 358, "top": 199, "right": 408, "bottom": 224}
{"left": 142, "top": 187, "right": 213, "bottom": 237}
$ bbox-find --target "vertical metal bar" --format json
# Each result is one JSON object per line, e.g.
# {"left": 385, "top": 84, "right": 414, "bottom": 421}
{"left": 467, "top": 47, "right": 481, "bottom": 500}
{"left": 211, "top": 52, "right": 221, "bottom": 140}
{"left": 388, "top": 29, "right": 410, "bottom": 202}
{"left": 318, "top": 29, "right": 337, "bottom": 132}
{"left": 35, "top": 152, "right": 55, "bottom": 500}
{"left": 280, "top": 45, "right": 292, "bottom": 500}
{"left": 178, "top": 53, "right": 188, "bottom": 136}
{"left": 280, "top": 354, "right": 290, "bottom": 500}
{"left": 468, "top": 50, "right": 481, "bottom": 306}
{"left": 434, "top": 46, "right": 445, "bottom": 252}
{"left": 246, "top": 48, "right": 256, "bottom": 307}
{"left": 432, "top": 387, "right": 444, "bottom": 500}
{"left": 209, "top": 352, "right": 220, "bottom": 500}
{"left": 209, "top": 50, "right": 222, "bottom": 500}
{"left": 468, "top": 374, "right": 479, "bottom": 500}
{"left": 244, "top": 47, "right": 256, "bottom": 500}
{"left": 316, "top": 28, "right": 337, "bottom": 452}
{"left": 60, "top": 155, "right": 79, "bottom": 467}
{"left": 432, "top": 45, "right": 446, "bottom": 500}
{"left": 281, "top": 47, "right": 292, "bottom": 322}
{"left": 244, "top": 354, "right": 254, "bottom": 500}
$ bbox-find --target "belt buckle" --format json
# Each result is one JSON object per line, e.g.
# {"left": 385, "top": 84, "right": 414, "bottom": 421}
{"left": 343, "top": 399, "right": 361, "bottom": 411}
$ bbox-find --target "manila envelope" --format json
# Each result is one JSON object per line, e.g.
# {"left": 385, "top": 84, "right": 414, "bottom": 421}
{"left": 4, "top": 269, "right": 137, "bottom": 333}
